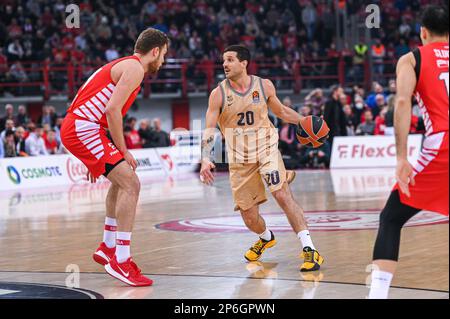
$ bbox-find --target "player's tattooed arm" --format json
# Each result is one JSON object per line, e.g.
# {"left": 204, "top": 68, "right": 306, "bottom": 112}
{"left": 200, "top": 86, "right": 222, "bottom": 185}
{"left": 201, "top": 135, "right": 215, "bottom": 161}
{"left": 263, "top": 78, "right": 302, "bottom": 124}
{"left": 201, "top": 87, "right": 222, "bottom": 161}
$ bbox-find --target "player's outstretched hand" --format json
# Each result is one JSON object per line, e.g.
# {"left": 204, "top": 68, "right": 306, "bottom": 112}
{"left": 200, "top": 158, "right": 216, "bottom": 185}
{"left": 396, "top": 158, "right": 415, "bottom": 197}
{"left": 124, "top": 150, "right": 138, "bottom": 171}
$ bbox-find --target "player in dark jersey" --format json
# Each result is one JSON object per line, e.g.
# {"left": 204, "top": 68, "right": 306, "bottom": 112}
{"left": 369, "top": 5, "right": 449, "bottom": 298}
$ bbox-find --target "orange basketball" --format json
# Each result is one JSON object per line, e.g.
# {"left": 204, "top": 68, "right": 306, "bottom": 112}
{"left": 296, "top": 115, "right": 330, "bottom": 148}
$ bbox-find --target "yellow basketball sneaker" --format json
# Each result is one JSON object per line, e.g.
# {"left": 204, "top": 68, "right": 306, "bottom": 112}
{"left": 244, "top": 231, "right": 276, "bottom": 262}
{"left": 300, "top": 247, "right": 324, "bottom": 272}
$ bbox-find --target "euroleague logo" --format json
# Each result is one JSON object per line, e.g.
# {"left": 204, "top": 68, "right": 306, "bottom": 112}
{"left": 155, "top": 210, "right": 449, "bottom": 233}
{"left": 66, "top": 158, "right": 89, "bottom": 183}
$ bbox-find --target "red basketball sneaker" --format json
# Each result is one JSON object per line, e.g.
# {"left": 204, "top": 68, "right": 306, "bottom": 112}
{"left": 93, "top": 242, "right": 115, "bottom": 266}
{"left": 105, "top": 256, "right": 153, "bottom": 287}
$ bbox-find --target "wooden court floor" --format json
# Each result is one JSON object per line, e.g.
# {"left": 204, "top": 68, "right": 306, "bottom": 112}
{"left": 0, "top": 168, "right": 448, "bottom": 299}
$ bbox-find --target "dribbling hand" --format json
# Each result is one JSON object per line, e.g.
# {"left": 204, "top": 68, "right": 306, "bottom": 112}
{"left": 200, "top": 158, "right": 216, "bottom": 185}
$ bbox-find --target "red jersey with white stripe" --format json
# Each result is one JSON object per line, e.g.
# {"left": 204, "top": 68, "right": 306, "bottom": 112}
{"left": 67, "top": 55, "right": 141, "bottom": 128}
{"left": 414, "top": 42, "right": 449, "bottom": 136}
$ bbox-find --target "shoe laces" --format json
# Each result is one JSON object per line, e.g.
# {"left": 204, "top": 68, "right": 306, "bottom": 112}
{"left": 129, "top": 259, "right": 142, "bottom": 276}
{"left": 302, "top": 250, "right": 315, "bottom": 262}
{"left": 250, "top": 239, "right": 264, "bottom": 253}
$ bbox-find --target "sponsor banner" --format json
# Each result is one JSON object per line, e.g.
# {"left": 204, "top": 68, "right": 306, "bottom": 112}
{"left": 132, "top": 148, "right": 165, "bottom": 178}
{"left": 0, "top": 156, "right": 69, "bottom": 190}
{"left": 330, "top": 134, "right": 423, "bottom": 168}
{"left": 0, "top": 145, "right": 200, "bottom": 191}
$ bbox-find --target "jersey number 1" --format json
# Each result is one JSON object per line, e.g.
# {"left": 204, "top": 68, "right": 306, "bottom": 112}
{"left": 439, "top": 72, "right": 449, "bottom": 96}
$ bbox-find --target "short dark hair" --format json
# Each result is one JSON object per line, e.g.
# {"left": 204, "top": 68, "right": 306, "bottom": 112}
{"left": 5, "top": 129, "right": 14, "bottom": 137}
{"left": 134, "top": 28, "right": 169, "bottom": 55}
{"left": 223, "top": 45, "right": 251, "bottom": 65}
{"left": 421, "top": 5, "right": 449, "bottom": 36}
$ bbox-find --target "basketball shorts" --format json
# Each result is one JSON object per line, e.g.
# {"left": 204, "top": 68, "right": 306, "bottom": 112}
{"left": 394, "top": 131, "right": 449, "bottom": 216}
{"left": 229, "top": 150, "right": 294, "bottom": 211}
{"left": 61, "top": 113, "right": 124, "bottom": 178}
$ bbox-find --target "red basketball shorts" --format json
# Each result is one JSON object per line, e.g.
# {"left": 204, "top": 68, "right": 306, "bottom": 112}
{"left": 394, "top": 131, "right": 449, "bottom": 216}
{"left": 61, "top": 113, "right": 124, "bottom": 178}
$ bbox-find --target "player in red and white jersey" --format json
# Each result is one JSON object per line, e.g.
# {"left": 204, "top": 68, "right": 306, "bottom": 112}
{"left": 369, "top": 5, "right": 448, "bottom": 298}
{"left": 61, "top": 28, "right": 168, "bottom": 287}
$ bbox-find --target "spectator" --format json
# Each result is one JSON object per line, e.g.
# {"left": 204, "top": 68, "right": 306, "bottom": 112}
{"left": 15, "top": 104, "right": 29, "bottom": 126}
{"left": 374, "top": 107, "right": 388, "bottom": 135}
{"left": 302, "top": 2, "right": 317, "bottom": 41}
{"left": 384, "top": 95, "right": 395, "bottom": 135}
{"left": 25, "top": 124, "right": 48, "bottom": 156}
{"left": 372, "top": 93, "right": 387, "bottom": 117}
{"left": 124, "top": 126, "right": 143, "bottom": 149}
{"left": 3, "top": 129, "right": 16, "bottom": 157}
{"left": 7, "top": 39, "right": 24, "bottom": 61}
{"left": 54, "top": 116, "right": 64, "bottom": 143}
{"left": 323, "top": 85, "right": 347, "bottom": 145}
{"left": 151, "top": 118, "right": 170, "bottom": 147}
{"left": 9, "top": 61, "right": 28, "bottom": 83}
{"left": 1, "top": 119, "right": 15, "bottom": 141}
{"left": 351, "top": 40, "right": 368, "bottom": 83}
{"left": 356, "top": 110, "right": 376, "bottom": 136}
{"left": 386, "top": 79, "right": 397, "bottom": 100}
{"left": 365, "top": 82, "right": 386, "bottom": 110}
{"left": 38, "top": 105, "right": 57, "bottom": 128}
{"left": 14, "top": 126, "right": 28, "bottom": 156}
{"left": 44, "top": 129, "right": 60, "bottom": 154}
{"left": 371, "top": 38, "right": 386, "bottom": 80}
{"left": 138, "top": 119, "right": 154, "bottom": 148}
{"left": 304, "top": 88, "right": 325, "bottom": 116}
{"left": 343, "top": 104, "right": 357, "bottom": 136}
{"left": 105, "top": 44, "right": 119, "bottom": 62}
{"left": 0, "top": 104, "right": 15, "bottom": 131}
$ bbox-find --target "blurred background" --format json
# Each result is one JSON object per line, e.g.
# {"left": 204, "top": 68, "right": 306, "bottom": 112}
{"left": 0, "top": 0, "right": 446, "bottom": 169}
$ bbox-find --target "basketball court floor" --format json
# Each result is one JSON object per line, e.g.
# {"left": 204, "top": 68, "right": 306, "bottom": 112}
{"left": 0, "top": 168, "right": 448, "bottom": 299}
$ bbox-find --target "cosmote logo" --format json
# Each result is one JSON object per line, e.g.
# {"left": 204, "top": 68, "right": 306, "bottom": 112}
{"left": 6, "top": 166, "right": 21, "bottom": 185}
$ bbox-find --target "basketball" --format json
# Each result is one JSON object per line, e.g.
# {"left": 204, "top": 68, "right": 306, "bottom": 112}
{"left": 296, "top": 115, "right": 330, "bottom": 148}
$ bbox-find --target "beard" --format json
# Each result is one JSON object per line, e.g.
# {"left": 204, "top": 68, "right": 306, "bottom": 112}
{"left": 147, "top": 60, "right": 161, "bottom": 74}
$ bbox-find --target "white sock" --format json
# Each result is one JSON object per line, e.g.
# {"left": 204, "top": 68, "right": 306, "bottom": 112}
{"left": 258, "top": 228, "right": 272, "bottom": 241}
{"left": 297, "top": 230, "right": 315, "bottom": 250}
{"left": 368, "top": 270, "right": 393, "bottom": 299}
{"left": 116, "top": 231, "right": 132, "bottom": 263}
{"left": 103, "top": 217, "right": 117, "bottom": 248}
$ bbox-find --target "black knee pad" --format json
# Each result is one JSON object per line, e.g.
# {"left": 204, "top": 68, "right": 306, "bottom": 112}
{"left": 373, "top": 190, "right": 421, "bottom": 261}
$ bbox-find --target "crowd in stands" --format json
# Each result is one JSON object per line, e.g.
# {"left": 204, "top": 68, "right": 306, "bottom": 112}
{"left": 0, "top": 79, "right": 427, "bottom": 171}
{"left": 0, "top": 104, "right": 171, "bottom": 158}
{"left": 0, "top": 0, "right": 446, "bottom": 94}
{"left": 275, "top": 79, "right": 425, "bottom": 169}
